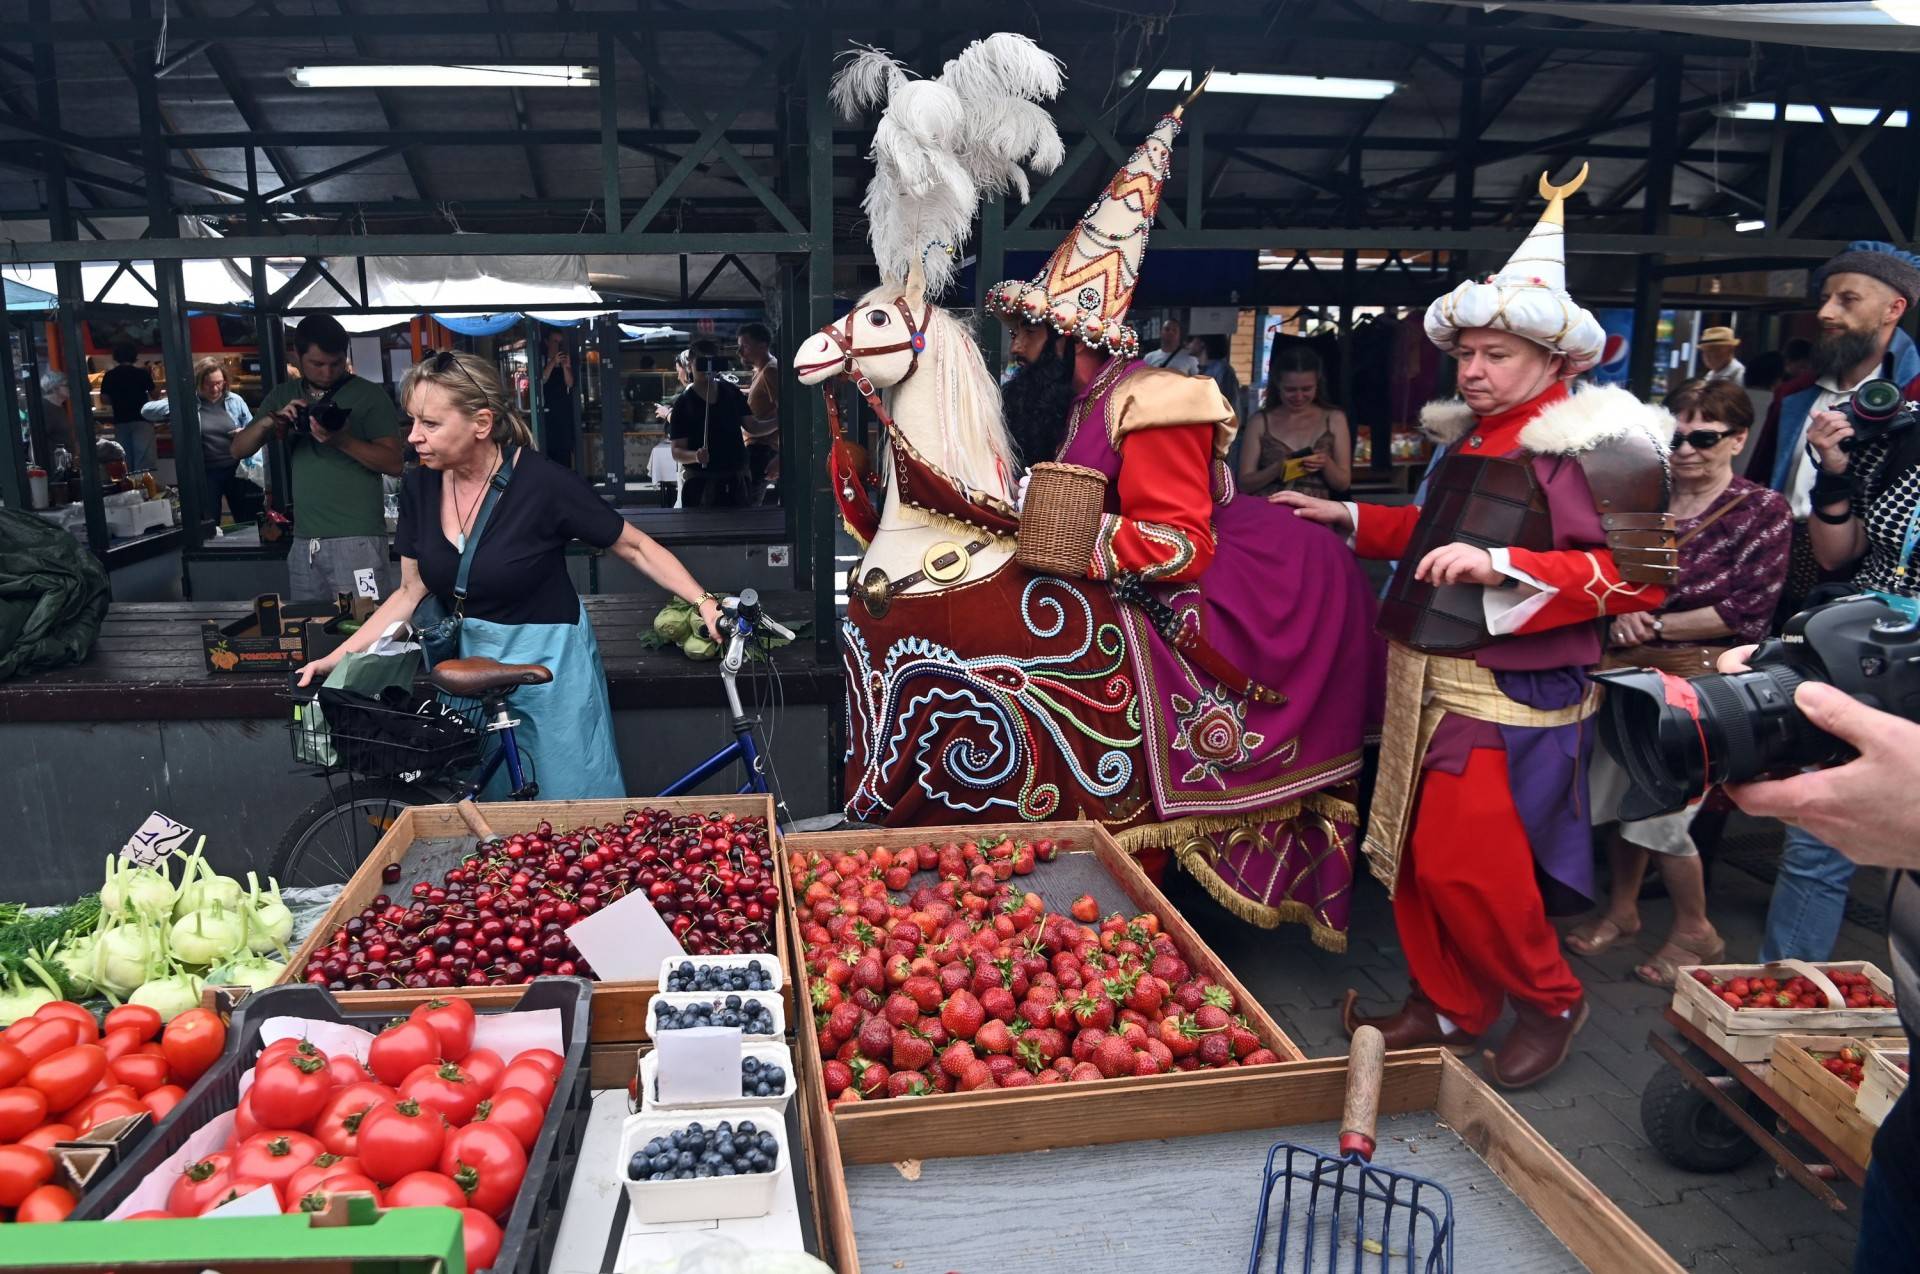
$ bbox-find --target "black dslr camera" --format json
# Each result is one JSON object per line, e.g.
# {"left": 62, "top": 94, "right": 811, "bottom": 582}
{"left": 1594, "top": 596, "right": 1920, "bottom": 819}
{"left": 1838, "top": 377, "right": 1920, "bottom": 451}
{"left": 290, "top": 390, "right": 350, "bottom": 438}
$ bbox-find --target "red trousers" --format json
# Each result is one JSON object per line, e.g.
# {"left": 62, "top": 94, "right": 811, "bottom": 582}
{"left": 1393, "top": 746, "right": 1584, "bottom": 1035}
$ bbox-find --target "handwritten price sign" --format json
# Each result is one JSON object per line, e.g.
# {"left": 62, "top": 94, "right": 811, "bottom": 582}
{"left": 121, "top": 812, "right": 194, "bottom": 867}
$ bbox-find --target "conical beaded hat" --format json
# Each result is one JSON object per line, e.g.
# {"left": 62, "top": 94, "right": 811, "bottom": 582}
{"left": 1424, "top": 164, "right": 1607, "bottom": 374}
{"left": 984, "top": 110, "right": 1188, "bottom": 359}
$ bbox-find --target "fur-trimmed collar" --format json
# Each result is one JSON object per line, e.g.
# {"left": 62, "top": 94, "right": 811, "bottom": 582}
{"left": 1417, "top": 384, "right": 1672, "bottom": 458}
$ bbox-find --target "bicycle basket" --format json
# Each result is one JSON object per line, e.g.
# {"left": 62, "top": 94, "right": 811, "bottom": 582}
{"left": 304, "top": 685, "right": 482, "bottom": 779}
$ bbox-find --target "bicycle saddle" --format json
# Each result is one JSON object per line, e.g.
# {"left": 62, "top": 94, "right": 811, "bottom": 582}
{"left": 427, "top": 657, "right": 553, "bottom": 698}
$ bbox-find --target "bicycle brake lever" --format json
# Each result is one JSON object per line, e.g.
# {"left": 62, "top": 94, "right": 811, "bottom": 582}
{"left": 760, "top": 616, "right": 796, "bottom": 641}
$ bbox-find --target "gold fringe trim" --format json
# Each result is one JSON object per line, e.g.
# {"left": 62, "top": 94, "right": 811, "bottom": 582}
{"left": 893, "top": 506, "right": 1015, "bottom": 547}
{"left": 1109, "top": 791, "right": 1359, "bottom": 853}
{"left": 1179, "top": 852, "right": 1349, "bottom": 954}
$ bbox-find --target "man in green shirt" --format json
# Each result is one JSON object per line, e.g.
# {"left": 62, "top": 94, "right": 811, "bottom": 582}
{"left": 232, "top": 315, "right": 404, "bottom": 600}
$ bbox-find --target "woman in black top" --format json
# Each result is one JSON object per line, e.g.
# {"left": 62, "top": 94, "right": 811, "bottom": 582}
{"left": 669, "top": 340, "right": 751, "bottom": 507}
{"left": 540, "top": 329, "right": 577, "bottom": 470}
{"left": 297, "top": 351, "right": 721, "bottom": 798}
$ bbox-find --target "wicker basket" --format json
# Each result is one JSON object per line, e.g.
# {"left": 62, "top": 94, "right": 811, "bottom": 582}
{"left": 1017, "top": 462, "right": 1109, "bottom": 576}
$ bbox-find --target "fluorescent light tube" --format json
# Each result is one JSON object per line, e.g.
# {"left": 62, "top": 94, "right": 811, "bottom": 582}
{"left": 1715, "top": 102, "right": 1908, "bottom": 128}
{"left": 288, "top": 65, "right": 598, "bottom": 89}
{"left": 1122, "top": 69, "right": 1396, "bottom": 101}
{"left": 1734, "top": 219, "right": 1767, "bottom": 233}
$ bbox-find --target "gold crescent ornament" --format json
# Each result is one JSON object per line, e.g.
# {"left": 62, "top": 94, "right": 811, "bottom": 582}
{"left": 1536, "top": 162, "right": 1590, "bottom": 227}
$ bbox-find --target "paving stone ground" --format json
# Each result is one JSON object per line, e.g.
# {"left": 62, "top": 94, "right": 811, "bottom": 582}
{"left": 1169, "top": 823, "right": 1889, "bottom": 1273}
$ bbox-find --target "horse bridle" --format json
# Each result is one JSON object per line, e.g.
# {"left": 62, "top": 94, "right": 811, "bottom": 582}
{"left": 816, "top": 296, "right": 933, "bottom": 401}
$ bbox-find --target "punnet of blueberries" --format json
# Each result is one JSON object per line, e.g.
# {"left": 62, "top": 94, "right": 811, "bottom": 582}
{"left": 667, "top": 959, "right": 774, "bottom": 992}
{"left": 628, "top": 1119, "right": 781, "bottom": 1181}
{"left": 654, "top": 995, "right": 776, "bottom": 1033}
{"left": 652, "top": 1055, "right": 788, "bottom": 1100}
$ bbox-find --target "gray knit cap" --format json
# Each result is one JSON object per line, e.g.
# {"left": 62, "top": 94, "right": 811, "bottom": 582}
{"left": 1813, "top": 240, "right": 1920, "bottom": 308}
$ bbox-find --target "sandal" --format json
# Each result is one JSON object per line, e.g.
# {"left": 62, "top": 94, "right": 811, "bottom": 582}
{"left": 1633, "top": 934, "right": 1727, "bottom": 988}
{"left": 1563, "top": 916, "right": 1641, "bottom": 957}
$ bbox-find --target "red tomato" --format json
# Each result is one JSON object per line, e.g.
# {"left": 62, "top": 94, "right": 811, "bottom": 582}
{"left": 357, "top": 1099, "right": 447, "bottom": 1185}
{"left": 472, "top": 1087, "right": 546, "bottom": 1152}
{"left": 368, "top": 1021, "right": 439, "bottom": 1088}
{"left": 0, "top": 1085, "right": 48, "bottom": 1141}
{"left": 409, "top": 999, "right": 476, "bottom": 1063}
{"left": 326, "top": 1054, "right": 373, "bottom": 1090}
{"left": 124, "top": 1209, "right": 174, "bottom": 1220}
{"left": 14, "top": 1182, "right": 76, "bottom": 1222}
{"left": 251, "top": 1051, "right": 334, "bottom": 1129}
{"left": 12, "top": 1019, "right": 82, "bottom": 1065}
{"left": 232, "top": 1086, "right": 263, "bottom": 1143}
{"left": 285, "top": 1153, "right": 366, "bottom": 1203}
{"left": 33, "top": 1002, "right": 98, "bottom": 1042}
{"left": 460, "top": 1208, "right": 504, "bottom": 1273}
{"left": 0, "top": 1144, "right": 54, "bottom": 1207}
{"left": 79, "top": 1093, "right": 147, "bottom": 1134}
{"left": 19, "top": 1122, "right": 74, "bottom": 1152}
{"left": 231, "top": 1131, "right": 324, "bottom": 1196}
{"left": 255, "top": 1038, "right": 306, "bottom": 1070}
{"left": 100, "top": 1027, "right": 146, "bottom": 1063}
{"left": 511, "top": 1048, "right": 563, "bottom": 1079}
{"left": 401, "top": 1061, "right": 482, "bottom": 1127}
{"left": 292, "top": 1173, "right": 385, "bottom": 1211}
{"left": 197, "top": 1177, "right": 273, "bottom": 1216}
{"left": 161, "top": 1009, "right": 227, "bottom": 1086}
{"left": 166, "top": 1154, "right": 233, "bottom": 1217}
{"left": 142, "top": 1084, "right": 187, "bottom": 1122}
{"left": 111, "top": 1052, "right": 171, "bottom": 1096}
{"left": 26, "top": 1044, "right": 107, "bottom": 1112}
{"left": 494, "top": 1060, "right": 555, "bottom": 1106}
{"left": 461, "top": 1048, "right": 504, "bottom": 1097}
{"left": 384, "top": 1169, "right": 468, "bottom": 1210}
{"left": 105, "top": 1004, "right": 163, "bottom": 1042}
{"left": 313, "top": 1084, "right": 394, "bottom": 1158}
{"left": 0, "top": 1040, "right": 26, "bottom": 1088}
{"left": 63, "top": 1084, "right": 137, "bottom": 1128}
{"left": 439, "top": 1122, "right": 527, "bottom": 1218}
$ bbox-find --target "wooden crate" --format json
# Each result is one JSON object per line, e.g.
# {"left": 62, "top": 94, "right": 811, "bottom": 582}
{"left": 1855, "top": 1042, "right": 1909, "bottom": 1128}
{"left": 1768, "top": 1034, "right": 1893, "bottom": 1169}
{"left": 1670, "top": 959, "right": 1898, "bottom": 1063}
{"left": 805, "top": 1048, "right": 1681, "bottom": 1273}
{"left": 278, "top": 796, "right": 786, "bottom": 1046}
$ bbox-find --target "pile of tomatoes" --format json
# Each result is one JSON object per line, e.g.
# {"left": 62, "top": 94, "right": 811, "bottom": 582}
{"left": 0, "top": 1001, "right": 226, "bottom": 1224}
{"left": 1689, "top": 966, "right": 1895, "bottom": 1011}
{"left": 125, "top": 999, "right": 558, "bottom": 1274}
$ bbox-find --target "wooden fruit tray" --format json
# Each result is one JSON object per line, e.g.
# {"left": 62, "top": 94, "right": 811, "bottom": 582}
{"left": 279, "top": 796, "right": 786, "bottom": 1049}
{"left": 1671, "top": 959, "right": 1897, "bottom": 1063}
{"left": 1856, "top": 1042, "right": 1910, "bottom": 1127}
{"left": 806, "top": 1048, "right": 1680, "bottom": 1273}
{"left": 1767, "top": 1033, "right": 1898, "bottom": 1169}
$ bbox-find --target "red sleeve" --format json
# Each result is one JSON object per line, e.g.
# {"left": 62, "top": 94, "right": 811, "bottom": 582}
{"left": 1351, "top": 504, "right": 1422, "bottom": 560}
{"left": 1503, "top": 546, "right": 1667, "bottom": 631}
{"left": 1087, "top": 425, "right": 1216, "bottom": 584}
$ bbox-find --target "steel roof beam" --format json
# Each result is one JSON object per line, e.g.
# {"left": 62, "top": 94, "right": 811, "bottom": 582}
{"left": 165, "top": 0, "right": 309, "bottom": 206}
{"left": 332, "top": 0, "right": 437, "bottom": 204}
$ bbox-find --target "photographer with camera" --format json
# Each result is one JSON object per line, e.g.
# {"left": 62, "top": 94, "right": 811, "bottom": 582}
{"left": 230, "top": 315, "right": 404, "bottom": 601}
{"left": 668, "top": 339, "right": 750, "bottom": 508}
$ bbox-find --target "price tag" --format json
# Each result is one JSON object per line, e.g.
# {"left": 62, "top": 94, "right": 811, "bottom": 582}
{"left": 563, "top": 888, "right": 683, "bottom": 981}
{"left": 655, "top": 1026, "right": 743, "bottom": 1105}
{"left": 353, "top": 567, "right": 380, "bottom": 600}
{"left": 120, "top": 812, "right": 193, "bottom": 867}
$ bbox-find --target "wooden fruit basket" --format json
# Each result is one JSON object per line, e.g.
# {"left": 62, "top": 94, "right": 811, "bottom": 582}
{"left": 1671, "top": 959, "right": 1897, "bottom": 1063}
{"left": 279, "top": 796, "right": 786, "bottom": 1073}
{"left": 807, "top": 1048, "right": 1681, "bottom": 1273}
{"left": 1767, "top": 1033, "right": 1898, "bottom": 1169}
{"left": 1854, "top": 1042, "right": 1909, "bottom": 1127}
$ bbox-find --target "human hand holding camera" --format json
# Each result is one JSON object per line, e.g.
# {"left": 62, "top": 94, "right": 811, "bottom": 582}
{"left": 271, "top": 397, "right": 308, "bottom": 439}
{"left": 1807, "top": 409, "right": 1854, "bottom": 475}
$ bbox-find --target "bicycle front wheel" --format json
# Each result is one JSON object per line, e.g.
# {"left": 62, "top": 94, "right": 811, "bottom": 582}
{"left": 272, "top": 778, "right": 443, "bottom": 888}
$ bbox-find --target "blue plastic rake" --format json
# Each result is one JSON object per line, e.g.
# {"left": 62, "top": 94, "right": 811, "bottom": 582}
{"left": 1246, "top": 1026, "right": 1455, "bottom": 1273}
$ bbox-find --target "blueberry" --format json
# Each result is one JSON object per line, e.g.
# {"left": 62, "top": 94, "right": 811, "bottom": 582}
{"left": 725, "top": 994, "right": 742, "bottom": 1010}
{"left": 743, "top": 1057, "right": 760, "bottom": 1073}
{"left": 676, "top": 1151, "right": 694, "bottom": 1170}
{"left": 695, "top": 1164, "right": 714, "bottom": 1178}
{"left": 718, "top": 1164, "right": 737, "bottom": 1177}
{"left": 628, "top": 1151, "right": 649, "bottom": 1179}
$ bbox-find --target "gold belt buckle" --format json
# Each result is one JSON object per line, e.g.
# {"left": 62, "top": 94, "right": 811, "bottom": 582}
{"left": 855, "top": 567, "right": 894, "bottom": 619}
{"left": 922, "top": 540, "right": 971, "bottom": 585}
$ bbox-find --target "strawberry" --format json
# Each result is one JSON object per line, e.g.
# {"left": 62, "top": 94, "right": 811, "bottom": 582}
{"left": 1069, "top": 1062, "right": 1104, "bottom": 1082}
{"left": 892, "top": 1030, "right": 935, "bottom": 1073}
{"left": 1070, "top": 893, "right": 1099, "bottom": 923}
{"left": 1035, "top": 1068, "right": 1064, "bottom": 1085}
{"left": 1034, "top": 838, "right": 1058, "bottom": 862}
{"left": 883, "top": 865, "right": 912, "bottom": 892}
{"left": 1016, "top": 1036, "right": 1050, "bottom": 1073}
{"left": 902, "top": 976, "right": 943, "bottom": 1013}
{"left": 852, "top": 955, "right": 885, "bottom": 993}
{"left": 858, "top": 1015, "right": 896, "bottom": 1060}
{"left": 1071, "top": 991, "right": 1116, "bottom": 1032}
{"left": 826, "top": 1001, "right": 861, "bottom": 1043}
{"left": 1201, "top": 984, "right": 1235, "bottom": 1012}
{"left": 1172, "top": 981, "right": 1208, "bottom": 1011}
{"left": 822, "top": 1059, "right": 853, "bottom": 1097}
{"left": 884, "top": 954, "right": 914, "bottom": 986}
{"left": 1093, "top": 1035, "right": 1136, "bottom": 1078}
{"left": 883, "top": 993, "right": 920, "bottom": 1027}
{"left": 886, "top": 1069, "right": 931, "bottom": 1099}
{"left": 984, "top": 1055, "right": 1019, "bottom": 1084}
{"left": 1073, "top": 1028, "right": 1107, "bottom": 1064}
{"left": 980, "top": 987, "right": 1018, "bottom": 1022}
{"left": 958, "top": 1061, "right": 996, "bottom": 1091}
{"left": 851, "top": 987, "right": 883, "bottom": 1013}
{"left": 938, "top": 1040, "right": 978, "bottom": 1078}
{"left": 1145, "top": 1038, "right": 1174, "bottom": 1069}
{"left": 1194, "top": 1003, "right": 1231, "bottom": 1032}
{"left": 1229, "top": 1023, "right": 1261, "bottom": 1058}
{"left": 1001, "top": 1068, "right": 1036, "bottom": 1088}
{"left": 970, "top": 962, "right": 1005, "bottom": 994}
{"left": 1242, "top": 1048, "right": 1280, "bottom": 1066}
{"left": 976, "top": 1019, "right": 1015, "bottom": 1055}
{"left": 1132, "top": 1050, "right": 1162, "bottom": 1077}
{"left": 1011, "top": 844, "right": 1036, "bottom": 875}
{"left": 851, "top": 1057, "right": 890, "bottom": 1097}
{"left": 1125, "top": 975, "right": 1166, "bottom": 1015}
{"left": 937, "top": 963, "right": 972, "bottom": 995}
{"left": 941, "top": 990, "right": 986, "bottom": 1040}
{"left": 1196, "top": 1033, "right": 1232, "bottom": 1067}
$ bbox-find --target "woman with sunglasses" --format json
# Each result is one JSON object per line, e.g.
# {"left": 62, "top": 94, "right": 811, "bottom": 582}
{"left": 1572, "top": 377, "right": 1790, "bottom": 985}
{"left": 295, "top": 350, "right": 723, "bottom": 799}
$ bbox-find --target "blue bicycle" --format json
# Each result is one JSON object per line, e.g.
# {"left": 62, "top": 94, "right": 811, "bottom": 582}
{"left": 275, "top": 590, "right": 796, "bottom": 887}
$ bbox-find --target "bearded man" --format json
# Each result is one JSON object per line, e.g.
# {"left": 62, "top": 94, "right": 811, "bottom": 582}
{"left": 1278, "top": 168, "right": 1677, "bottom": 1087}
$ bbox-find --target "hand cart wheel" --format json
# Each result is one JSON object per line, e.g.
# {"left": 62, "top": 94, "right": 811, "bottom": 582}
{"left": 1641, "top": 1042, "right": 1767, "bottom": 1173}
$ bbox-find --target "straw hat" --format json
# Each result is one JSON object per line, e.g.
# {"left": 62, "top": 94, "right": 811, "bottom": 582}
{"left": 1697, "top": 326, "right": 1739, "bottom": 348}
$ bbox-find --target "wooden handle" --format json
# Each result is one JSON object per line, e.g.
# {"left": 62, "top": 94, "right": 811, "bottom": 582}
{"left": 1769, "top": 959, "right": 1847, "bottom": 1010}
{"left": 455, "top": 799, "right": 496, "bottom": 842}
{"left": 1339, "top": 1024, "right": 1385, "bottom": 1160}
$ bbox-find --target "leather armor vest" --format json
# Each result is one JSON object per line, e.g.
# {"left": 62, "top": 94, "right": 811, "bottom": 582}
{"left": 1377, "top": 452, "right": 1554, "bottom": 654}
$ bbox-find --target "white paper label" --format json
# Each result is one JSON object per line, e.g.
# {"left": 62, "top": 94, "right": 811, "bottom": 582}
{"left": 654, "top": 1026, "right": 744, "bottom": 1104}
{"left": 353, "top": 567, "right": 380, "bottom": 599}
{"left": 120, "top": 811, "right": 193, "bottom": 866}
{"left": 564, "top": 888, "right": 683, "bottom": 981}
{"left": 207, "top": 1185, "right": 282, "bottom": 1218}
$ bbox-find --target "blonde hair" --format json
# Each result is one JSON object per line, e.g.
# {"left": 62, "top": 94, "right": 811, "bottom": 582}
{"left": 398, "top": 350, "right": 534, "bottom": 447}
{"left": 193, "top": 357, "right": 230, "bottom": 393}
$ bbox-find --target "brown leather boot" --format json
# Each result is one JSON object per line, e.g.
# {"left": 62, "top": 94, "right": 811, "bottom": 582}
{"left": 1484, "top": 997, "right": 1590, "bottom": 1089}
{"left": 1340, "top": 989, "right": 1478, "bottom": 1054}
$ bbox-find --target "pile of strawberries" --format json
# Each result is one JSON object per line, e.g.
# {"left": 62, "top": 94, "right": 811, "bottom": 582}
{"left": 1812, "top": 1043, "right": 1872, "bottom": 1089}
{"left": 790, "top": 837, "right": 1278, "bottom": 1106}
{"left": 1688, "top": 967, "right": 1894, "bottom": 1011}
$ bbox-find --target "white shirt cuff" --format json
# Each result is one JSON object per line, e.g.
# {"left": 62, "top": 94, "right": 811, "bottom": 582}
{"left": 1482, "top": 546, "right": 1558, "bottom": 636}
{"left": 1341, "top": 501, "right": 1360, "bottom": 549}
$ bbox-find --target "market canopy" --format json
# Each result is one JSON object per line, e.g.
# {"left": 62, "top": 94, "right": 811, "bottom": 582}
{"left": 1415, "top": 0, "right": 1920, "bottom": 50}
{"left": 4, "top": 277, "right": 54, "bottom": 312}
{"left": 284, "top": 253, "right": 607, "bottom": 332}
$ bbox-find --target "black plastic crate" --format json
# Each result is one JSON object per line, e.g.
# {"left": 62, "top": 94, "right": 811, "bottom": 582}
{"left": 72, "top": 977, "right": 593, "bottom": 1274}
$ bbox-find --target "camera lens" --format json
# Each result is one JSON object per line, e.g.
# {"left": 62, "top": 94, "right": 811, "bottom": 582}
{"left": 1852, "top": 378, "right": 1903, "bottom": 424}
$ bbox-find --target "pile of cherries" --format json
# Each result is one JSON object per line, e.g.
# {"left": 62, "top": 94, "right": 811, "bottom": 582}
{"left": 300, "top": 809, "right": 777, "bottom": 992}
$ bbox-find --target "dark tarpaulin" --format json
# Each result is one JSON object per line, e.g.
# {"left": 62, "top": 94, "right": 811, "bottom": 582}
{"left": 0, "top": 509, "right": 110, "bottom": 681}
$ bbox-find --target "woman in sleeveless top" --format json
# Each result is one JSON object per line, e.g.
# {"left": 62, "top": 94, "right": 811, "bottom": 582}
{"left": 1240, "top": 345, "right": 1351, "bottom": 499}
